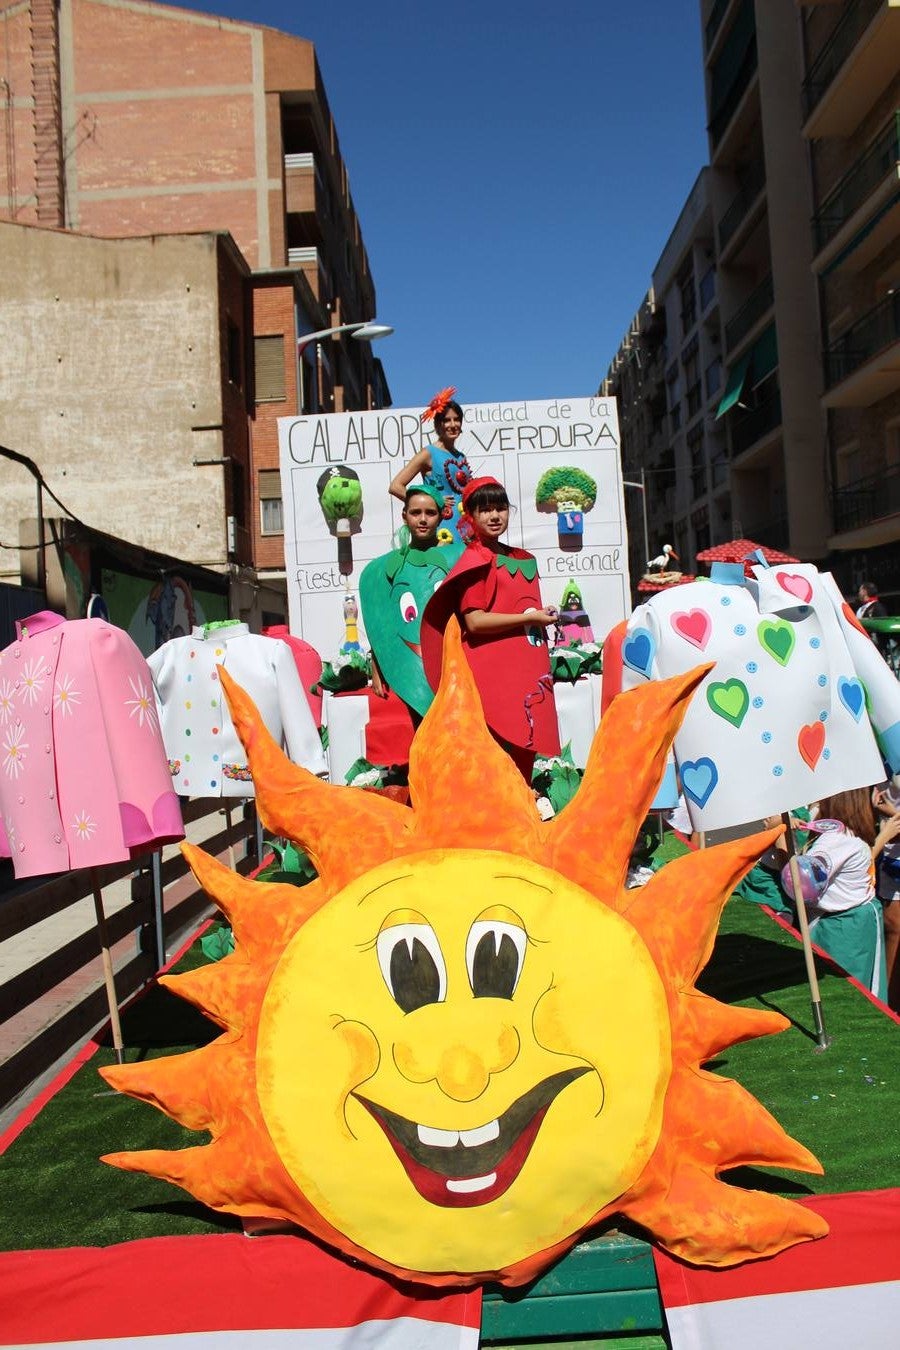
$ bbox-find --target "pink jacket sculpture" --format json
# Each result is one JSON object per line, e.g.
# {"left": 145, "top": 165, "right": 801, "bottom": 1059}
{"left": 0, "top": 611, "right": 183, "bottom": 878}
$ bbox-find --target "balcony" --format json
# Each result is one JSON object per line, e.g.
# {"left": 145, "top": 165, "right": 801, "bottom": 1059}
{"left": 718, "top": 157, "right": 766, "bottom": 255}
{"left": 832, "top": 465, "right": 900, "bottom": 534}
{"left": 287, "top": 245, "right": 331, "bottom": 301}
{"left": 802, "top": 0, "right": 900, "bottom": 138}
{"left": 823, "top": 291, "right": 900, "bottom": 406}
{"left": 742, "top": 513, "right": 790, "bottom": 551}
{"left": 708, "top": 0, "right": 758, "bottom": 150}
{"left": 699, "top": 265, "right": 717, "bottom": 312}
{"left": 284, "top": 152, "right": 322, "bottom": 216}
{"left": 731, "top": 386, "right": 782, "bottom": 457}
{"left": 724, "top": 273, "right": 774, "bottom": 352}
{"left": 812, "top": 111, "right": 900, "bottom": 273}
{"left": 705, "top": 0, "right": 732, "bottom": 53}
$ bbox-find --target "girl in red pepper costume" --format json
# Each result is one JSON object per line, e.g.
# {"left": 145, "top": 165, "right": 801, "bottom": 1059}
{"left": 421, "top": 476, "right": 560, "bottom": 781}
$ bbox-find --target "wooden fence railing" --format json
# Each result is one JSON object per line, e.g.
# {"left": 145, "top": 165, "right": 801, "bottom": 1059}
{"left": 0, "top": 799, "right": 260, "bottom": 1112}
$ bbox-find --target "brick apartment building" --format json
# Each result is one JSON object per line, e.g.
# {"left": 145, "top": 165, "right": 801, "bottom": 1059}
{"left": 0, "top": 0, "right": 390, "bottom": 619}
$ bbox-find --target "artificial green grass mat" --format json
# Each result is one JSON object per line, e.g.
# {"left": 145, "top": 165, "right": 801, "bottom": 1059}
{"left": 0, "top": 935, "right": 239, "bottom": 1252}
{"left": 1, "top": 842, "right": 898, "bottom": 1253}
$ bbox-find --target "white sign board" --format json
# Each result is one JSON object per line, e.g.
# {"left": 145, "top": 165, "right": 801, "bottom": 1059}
{"left": 278, "top": 397, "right": 630, "bottom": 658}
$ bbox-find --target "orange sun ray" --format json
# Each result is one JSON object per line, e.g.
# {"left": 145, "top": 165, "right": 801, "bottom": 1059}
{"left": 547, "top": 665, "right": 711, "bottom": 903}
{"left": 219, "top": 668, "right": 413, "bottom": 889}
{"left": 625, "top": 827, "right": 782, "bottom": 986}
{"left": 409, "top": 618, "right": 544, "bottom": 857}
{"left": 99, "top": 632, "right": 827, "bottom": 1288}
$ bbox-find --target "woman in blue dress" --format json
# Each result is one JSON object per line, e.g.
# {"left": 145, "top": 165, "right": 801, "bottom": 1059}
{"left": 389, "top": 389, "right": 473, "bottom": 541}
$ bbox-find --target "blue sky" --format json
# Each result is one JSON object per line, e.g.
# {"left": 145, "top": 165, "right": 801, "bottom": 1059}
{"left": 177, "top": 1, "right": 708, "bottom": 407}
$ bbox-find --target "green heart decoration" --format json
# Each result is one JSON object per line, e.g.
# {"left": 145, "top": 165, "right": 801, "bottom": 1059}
{"left": 706, "top": 678, "right": 750, "bottom": 728}
{"left": 757, "top": 618, "right": 795, "bottom": 666}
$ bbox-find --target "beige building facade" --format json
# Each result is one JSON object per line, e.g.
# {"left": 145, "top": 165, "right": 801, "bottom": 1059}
{"left": 0, "top": 221, "right": 294, "bottom": 614}
{"left": 604, "top": 0, "right": 900, "bottom": 601}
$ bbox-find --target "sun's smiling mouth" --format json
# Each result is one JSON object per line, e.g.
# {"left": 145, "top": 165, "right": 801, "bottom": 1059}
{"left": 355, "top": 1067, "right": 592, "bottom": 1208}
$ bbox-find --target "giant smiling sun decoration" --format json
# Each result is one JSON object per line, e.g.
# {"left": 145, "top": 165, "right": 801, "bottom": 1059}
{"left": 101, "top": 619, "right": 827, "bottom": 1287}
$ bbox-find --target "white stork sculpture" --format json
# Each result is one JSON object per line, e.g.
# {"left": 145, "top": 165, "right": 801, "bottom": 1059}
{"left": 647, "top": 543, "right": 679, "bottom": 572}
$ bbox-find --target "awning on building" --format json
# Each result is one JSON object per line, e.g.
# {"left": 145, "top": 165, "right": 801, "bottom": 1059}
{"left": 715, "top": 351, "right": 752, "bottom": 418}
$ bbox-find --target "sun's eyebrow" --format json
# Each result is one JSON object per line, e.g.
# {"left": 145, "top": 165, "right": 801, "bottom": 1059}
{"left": 357, "top": 873, "right": 414, "bottom": 907}
{"left": 492, "top": 874, "right": 553, "bottom": 895}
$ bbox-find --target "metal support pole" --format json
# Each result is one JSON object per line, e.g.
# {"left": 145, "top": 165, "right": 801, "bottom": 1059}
{"left": 151, "top": 849, "right": 166, "bottom": 969}
{"left": 784, "top": 813, "right": 832, "bottom": 1051}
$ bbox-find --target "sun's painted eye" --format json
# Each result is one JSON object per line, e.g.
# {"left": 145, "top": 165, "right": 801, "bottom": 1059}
{"left": 377, "top": 923, "right": 447, "bottom": 1012}
{"left": 399, "top": 590, "right": 418, "bottom": 624}
{"left": 466, "top": 919, "right": 527, "bottom": 998}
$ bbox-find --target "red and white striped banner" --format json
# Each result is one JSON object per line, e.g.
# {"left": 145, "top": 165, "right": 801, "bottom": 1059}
{"left": 655, "top": 1190, "right": 900, "bottom": 1350}
{"left": 0, "top": 1231, "right": 482, "bottom": 1349}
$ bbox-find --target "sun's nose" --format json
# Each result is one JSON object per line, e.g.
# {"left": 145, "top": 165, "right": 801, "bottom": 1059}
{"left": 394, "top": 1020, "right": 520, "bottom": 1103}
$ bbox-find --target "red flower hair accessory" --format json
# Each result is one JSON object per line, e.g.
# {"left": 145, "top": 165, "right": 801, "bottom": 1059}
{"left": 421, "top": 386, "right": 457, "bottom": 424}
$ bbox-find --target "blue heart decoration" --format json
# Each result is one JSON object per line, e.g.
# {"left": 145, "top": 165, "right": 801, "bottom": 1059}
{"left": 681, "top": 757, "right": 719, "bottom": 809}
{"left": 622, "top": 626, "right": 655, "bottom": 677}
{"left": 837, "top": 676, "right": 865, "bottom": 723}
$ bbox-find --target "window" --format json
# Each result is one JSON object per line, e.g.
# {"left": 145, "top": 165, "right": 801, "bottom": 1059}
{"left": 679, "top": 267, "right": 696, "bottom": 334}
{"left": 259, "top": 469, "right": 284, "bottom": 535}
{"left": 227, "top": 319, "right": 242, "bottom": 387}
{"left": 705, "top": 357, "right": 723, "bottom": 399}
{"left": 254, "top": 335, "right": 286, "bottom": 403}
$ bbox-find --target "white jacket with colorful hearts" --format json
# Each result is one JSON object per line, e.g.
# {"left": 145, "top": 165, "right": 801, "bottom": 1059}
{"left": 615, "top": 562, "right": 900, "bottom": 831}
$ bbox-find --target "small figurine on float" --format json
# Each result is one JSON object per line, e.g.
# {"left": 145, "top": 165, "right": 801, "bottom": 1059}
{"left": 422, "top": 476, "right": 560, "bottom": 781}
{"left": 555, "top": 580, "right": 595, "bottom": 646}
{"left": 389, "top": 387, "right": 473, "bottom": 541}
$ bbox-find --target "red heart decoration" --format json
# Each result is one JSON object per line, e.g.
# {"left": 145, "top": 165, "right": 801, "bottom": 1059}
{"left": 776, "top": 571, "right": 813, "bottom": 604}
{"left": 798, "top": 721, "right": 825, "bottom": 770}
{"left": 670, "top": 608, "right": 712, "bottom": 650}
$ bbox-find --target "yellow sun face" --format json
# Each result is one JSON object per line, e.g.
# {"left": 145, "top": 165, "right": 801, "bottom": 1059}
{"left": 257, "top": 850, "right": 670, "bottom": 1274}
{"left": 100, "top": 621, "right": 829, "bottom": 1287}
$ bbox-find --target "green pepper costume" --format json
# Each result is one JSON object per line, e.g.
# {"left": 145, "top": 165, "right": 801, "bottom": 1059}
{"left": 360, "top": 540, "right": 463, "bottom": 717}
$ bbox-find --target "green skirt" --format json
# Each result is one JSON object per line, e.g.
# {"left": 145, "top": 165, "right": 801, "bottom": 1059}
{"left": 809, "top": 899, "right": 887, "bottom": 1001}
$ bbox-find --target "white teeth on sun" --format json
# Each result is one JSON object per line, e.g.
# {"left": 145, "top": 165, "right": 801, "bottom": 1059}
{"left": 460, "top": 1119, "right": 500, "bottom": 1147}
{"left": 417, "top": 1124, "right": 459, "bottom": 1148}
{"left": 446, "top": 1174, "right": 497, "bottom": 1194}
{"left": 416, "top": 1119, "right": 500, "bottom": 1149}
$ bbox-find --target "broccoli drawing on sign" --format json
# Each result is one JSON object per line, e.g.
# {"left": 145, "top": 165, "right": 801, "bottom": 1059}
{"left": 535, "top": 465, "right": 598, "bottom": 551}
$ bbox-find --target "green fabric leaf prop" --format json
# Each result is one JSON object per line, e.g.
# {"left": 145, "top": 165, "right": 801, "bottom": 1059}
{"left": 550, "top": 641, "right": 604, "bottom": 682}
{"left": 317, "top": 650, "right": 371, "bottom": 692}
{"left": 200, "top": 924, "right": 235, "bottom": 962}
{"left": 531, "top": 744, "right": 584, "bottom": 814}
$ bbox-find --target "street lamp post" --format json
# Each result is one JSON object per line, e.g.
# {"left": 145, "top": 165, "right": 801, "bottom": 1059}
{"left": 297, "top": 320, "right": 393, "bottom": 414}
{"left": 622, "top": 466, "right": 650, "bottom": 569}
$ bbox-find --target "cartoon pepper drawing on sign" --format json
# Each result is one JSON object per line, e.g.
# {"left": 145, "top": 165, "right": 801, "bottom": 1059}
{"left": 100, "top": 624, "right": 826, "bottom": 1287}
